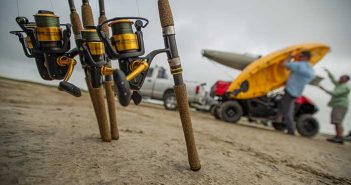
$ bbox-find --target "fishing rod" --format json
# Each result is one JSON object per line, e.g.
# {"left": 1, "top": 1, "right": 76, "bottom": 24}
{"left": 81, "top": 0, "right": 114, "bottom": 142}
{"left": 98, "top": 0, "right": 119, "bottom": 140}
{"left": 10, "top": 10, "right": 81, "bottom": 97}
{"left": 157, "top": 0, "right": 201, "bottom": 171}
{"left": 92, "top": 0, "right": 201, "bottom": 170}
{"left": 68, "top": 0, "right": 111, "bottom": 142}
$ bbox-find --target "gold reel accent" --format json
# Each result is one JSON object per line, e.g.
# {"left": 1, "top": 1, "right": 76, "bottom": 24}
{"left": 101, "top": 66, "right": 114, "bottom": 76}
{"left": 57, "top": 56, "right": 77, "bottom": 82}
{"left": 100, "top": 60, "right": 149, "bottom": 82}
{"left": 127, "top": 60, "right": 149, "bottom": 81}
{"left": 36, "top": 27, "right": 62, "bottom": 42}
{"left": 25, "top": 36, "right": 33, "bottom": 49}
{"left": 87, "top": 42, "right": 105, "bottom": 55}
{"left": 112, "top": 33, "right": 139, "bottom": 52}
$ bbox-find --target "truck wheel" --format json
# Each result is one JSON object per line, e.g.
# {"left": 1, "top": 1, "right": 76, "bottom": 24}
{"left": 272, "top": 122, "right": 286, "bottom": 132}
{"left": 296, "top": 114, "right": 319, "bottom": 137}
{"left": 213, "top": 105, "right": 221, "bottom": 120}
{"left": 220, "top": 101, "right": 242, "bottom": 123}
{"left": 210, "top": 105, "right": 216, "bottom": 116}
{"left": 163, "top": 91, "right": 177, "bottom": 110}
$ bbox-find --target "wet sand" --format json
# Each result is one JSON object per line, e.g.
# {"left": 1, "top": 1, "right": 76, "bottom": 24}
{"left": 0, "top": 77, "right": 350, "bottom": 185}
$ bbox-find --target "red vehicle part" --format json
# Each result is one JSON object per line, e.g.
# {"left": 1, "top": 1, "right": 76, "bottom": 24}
{"left": 210, "top": 80, "right": 231, "bottom": 97}
{"left": 295, "top": 96, "right": 314, "bottom": 105}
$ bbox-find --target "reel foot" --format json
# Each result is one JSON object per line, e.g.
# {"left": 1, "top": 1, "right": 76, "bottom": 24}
{"left": 113, "top": 70, "right": 131, "bottom": 106}
{"left": 58, "top": 81, "right": 81, "bottom": 97}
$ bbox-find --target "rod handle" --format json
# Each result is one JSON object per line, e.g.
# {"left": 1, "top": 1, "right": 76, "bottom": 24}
{"left": 173, "top": 84, "right": 201, "bottom": 171}
{"left": 158, "top": 0, "right": 174, "bottom": 28}
{"left": 82, "top": 1, "right": 94, "bottom": 28}
{"left": 94, "top": 87, "right": 112, "bottom": 142}
{"left": 104, "top": 81, "right": 119, "bottom": 140}
{"left": 70, "top": 11, "right": 83, "bottom": 36}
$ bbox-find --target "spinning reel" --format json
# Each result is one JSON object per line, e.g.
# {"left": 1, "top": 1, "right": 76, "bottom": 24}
{"left": 10, "top": 10, "right": 81, "bottom": 97}
{"left": 89, "top": 17, "right": 169, "bottom": 106}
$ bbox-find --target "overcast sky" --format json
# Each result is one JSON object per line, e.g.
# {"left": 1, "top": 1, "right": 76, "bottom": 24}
{"left": 0, "top": 0, "right": 350, "bottom": 134}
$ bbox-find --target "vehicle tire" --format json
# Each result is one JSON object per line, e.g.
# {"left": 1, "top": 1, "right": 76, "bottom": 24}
{"left": 163, "top": 91, "right": 177, "bottom": 110}
{"left": 210, "top": 105, "right": 216, "bottom": 116}
{"left": 213, "top": 105, "right": 221, "bottom": 120}
{"left": 296, "top": 114, "right": 319, "bottom": 137}
{"left": 272, "top": 122, "right": 286, "bottom": 132}
{"left": 220, "top": 101, "right": 243, "bottom": 123}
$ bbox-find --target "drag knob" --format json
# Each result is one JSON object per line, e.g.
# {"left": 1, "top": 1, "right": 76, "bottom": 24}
{"left": 58, "top": 81, "right": 81, "bottom": 97}
{"left": 113, "top": 70, "right": 131, "bottom": 107}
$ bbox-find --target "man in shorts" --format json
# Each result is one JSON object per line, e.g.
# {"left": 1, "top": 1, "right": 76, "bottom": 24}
{"left": 319, "top": 69, "right": 350, "bottom": 144}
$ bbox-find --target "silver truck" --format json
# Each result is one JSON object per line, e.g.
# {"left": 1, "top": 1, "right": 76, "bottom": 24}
{"left": 140, "top": 65, "right": 206, "bottom": 110}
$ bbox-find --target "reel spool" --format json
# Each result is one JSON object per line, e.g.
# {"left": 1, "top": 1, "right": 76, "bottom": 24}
{"left": 80, "top": 28, "right": 106, "bottom": 88}
{"left": 34, "top": 10, "right": 62, "bottom": 50}
{"left": 109, "top": 19, "right": 139, "bottom": 54}
{"left": 10, "top": 10, "right": 81, "bottom": 97}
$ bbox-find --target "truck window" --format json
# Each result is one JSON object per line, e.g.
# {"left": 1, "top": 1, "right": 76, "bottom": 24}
{"left": 146, "top": 68, "right": 153, "bottom": 77}
{"left": 157, "top": 68, "right": 168, "bottom": 79}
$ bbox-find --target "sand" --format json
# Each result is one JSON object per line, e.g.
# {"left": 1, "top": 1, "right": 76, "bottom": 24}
{"left": 0, "top": 77, "right": 350, "bottom": 185}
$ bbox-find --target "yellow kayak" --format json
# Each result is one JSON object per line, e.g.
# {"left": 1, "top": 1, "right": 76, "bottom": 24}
{"left": 228, "top": 43, "right": 330, "bottom": 99}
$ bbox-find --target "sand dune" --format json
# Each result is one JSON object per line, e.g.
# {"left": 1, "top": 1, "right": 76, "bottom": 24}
{"left": 0, "top": 77, "right": 350, "bottom": 185}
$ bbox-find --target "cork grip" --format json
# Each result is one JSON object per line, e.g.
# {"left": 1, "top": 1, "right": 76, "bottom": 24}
{"left": 98, "top": 15, "right": 109, "bottom": 37}
{"left": 173, "top": 84, "right": 201, "bottom": 171}
{"left": 70, "top": 11, "right": 83, "bottom": 36}
{"left": 82, "top": 2, "right": 94, "bottom": 28}
{"left": 85, "top": 77, "right": 103, "bottom": 137}
{"left": 158, "top": 0, "right": 174, "bottom": 28}
{"left": 93, "top": 87, "right": 112, "bottom": 142}
{"left": 104, "top": 81, "right": 119, "bottom": 140}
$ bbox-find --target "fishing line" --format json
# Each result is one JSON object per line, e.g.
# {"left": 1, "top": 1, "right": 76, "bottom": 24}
{"left": 205, "top": 57, "right": 233, "bottom": 80}
{"left": 16, "top": 0, "right": 19, "bottom": 16}
{"left": 49, "top": 0, "right": 55, "bottom": 12}
{"left": 135, "top": 0, "right": 141, "bottom": 17}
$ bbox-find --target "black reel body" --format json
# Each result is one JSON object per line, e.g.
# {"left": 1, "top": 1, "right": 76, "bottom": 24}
{"left": 10, "top": 10, "right": 81, "bottom": 97}
{"left": 94, "top": 17, "right": 168, "bottom": 106}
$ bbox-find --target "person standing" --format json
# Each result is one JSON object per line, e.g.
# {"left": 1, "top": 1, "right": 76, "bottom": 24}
{"left": 344, "top": 131, "right": 351, "bottom": 142}
{"left": 281, "top": 51, "right": 315, "bottom": 135}
{"left": 318, "top": 68, "right": 350, "bottom": 144}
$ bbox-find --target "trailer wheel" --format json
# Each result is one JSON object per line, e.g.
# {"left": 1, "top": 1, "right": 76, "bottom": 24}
{"left": 163, "top": 91, "right": 177, "bottom": 110}
{"left": 272, "top": 122, "right": 286, "bottom": 132}
{"left": 296, "top": 114, "right": 319, "bottom": 137}
{"left": 220, "top": 101, "right": 242, "bottom": 123}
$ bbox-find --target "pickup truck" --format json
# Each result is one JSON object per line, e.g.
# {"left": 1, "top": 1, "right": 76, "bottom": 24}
{"left": 140, "top": 65, "right": 206, "bottom": 110}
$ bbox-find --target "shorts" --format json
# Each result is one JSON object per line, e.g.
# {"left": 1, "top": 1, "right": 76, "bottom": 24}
{"left": 331, "top": 106, "right": 348, "bottom": 124}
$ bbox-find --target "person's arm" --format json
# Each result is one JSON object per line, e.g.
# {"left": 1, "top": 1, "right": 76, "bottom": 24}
{"left": 323, "top": 68, "right": 338, "bottom": 85}
{"left": 285, "top": 62, "right": 299, "bottom": 72}
{"left": 319, "top": 85, "right": 349, "bottom": 96}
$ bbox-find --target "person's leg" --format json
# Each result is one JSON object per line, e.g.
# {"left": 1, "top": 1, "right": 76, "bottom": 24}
{"left": 282, "top": 93, "right": 296, "bottom": 134}
{"left": 327, "top": 107, "right": 345, "bottom": 144}
{"left": 344, "top": 130, "right": 351, "bottom": 141}
{"left": 335, "top": 123, "right": 344, "bottom": 138}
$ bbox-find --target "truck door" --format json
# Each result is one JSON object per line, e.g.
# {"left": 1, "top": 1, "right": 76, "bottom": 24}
{"left": 152, "top": 67, "right": 172, "bottom": 99}
{"left": 140, "top": 67, "right": 154, "bottom": 97}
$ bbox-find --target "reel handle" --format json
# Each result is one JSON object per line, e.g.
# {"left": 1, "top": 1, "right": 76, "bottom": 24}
{"left": 113, "top": 70, "right": 131, "bottom": 107}
{"left": 58, "top": 81, "right": 81, "bottom": 97}
{"left": 131, "top": 91, "right": 142, "bottom": 105}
